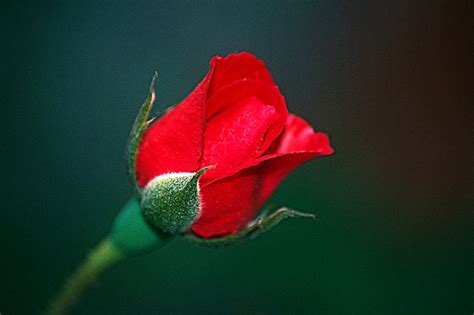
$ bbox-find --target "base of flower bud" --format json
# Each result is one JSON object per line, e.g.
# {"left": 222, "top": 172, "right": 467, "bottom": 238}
{"left": 109, "top": 197, "right": 173, "bottom": 256}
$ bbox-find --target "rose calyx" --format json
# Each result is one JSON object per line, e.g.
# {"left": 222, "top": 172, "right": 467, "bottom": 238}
{"left": 141, "top": 168, "right": 209, "bottom": 234}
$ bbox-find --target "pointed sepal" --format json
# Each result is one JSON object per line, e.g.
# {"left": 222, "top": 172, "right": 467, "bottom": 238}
{"left": 185, "top": 207, "right": 316, "bottom": 248}
{"left": 141, "top": 167, "right": 211, "bottom": 235}
{"left": 127, "top": 72, "right": 158, "bottom": 193}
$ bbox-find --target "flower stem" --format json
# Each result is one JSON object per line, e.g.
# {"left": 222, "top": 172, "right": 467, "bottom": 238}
{"left": 46, "top": 239, "right": 123, "bottom": 315}
{"left": 46, "top": 198, "right": 170, "bottom": 314}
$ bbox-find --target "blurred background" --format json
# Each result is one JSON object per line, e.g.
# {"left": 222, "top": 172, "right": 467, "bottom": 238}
{"left": 1, "top": 0, "right": 472, "bottom": 314}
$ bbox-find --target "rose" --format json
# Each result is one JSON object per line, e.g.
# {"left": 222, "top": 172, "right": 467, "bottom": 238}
{"left": 46, "top": 52, "right": 334, "bottom": 315}
{"left": 132, "top": 52, "right": 334, "bottom": 241}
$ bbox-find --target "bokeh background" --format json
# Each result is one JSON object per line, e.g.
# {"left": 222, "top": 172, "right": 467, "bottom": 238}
{"left": 2, "top": 1, "right": 472, "bottom": 314}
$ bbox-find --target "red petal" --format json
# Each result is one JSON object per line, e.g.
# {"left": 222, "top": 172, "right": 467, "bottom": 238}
{"left": 192, "top": 172, "right": 260, "bottom": 238}
{"left": 202, "top": 96, "right": 277, "bottom": 171}
{"left": 253, "top": 115, "right": 334, "bottom": 206}
{"left": 208, "top": 52, "right": 274, "bottom": 99}
{"left": 192, "top": 152, "right": 326, "bottom": 238}
{"left": 201, "top": 79, "right": 288, "bottom": 181}
{"left": 192, "top": 115, "right": 334, "bottom": 238}
{"left": 266, "top": 114, "right": 334, "bottom": 155}
{"left": 135, "top": 61, "right": 215, "bottom": 187}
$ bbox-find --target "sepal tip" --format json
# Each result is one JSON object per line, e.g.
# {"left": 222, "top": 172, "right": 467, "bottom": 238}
{"left": 185, "top": 207, "right": 316, "bottom": 248}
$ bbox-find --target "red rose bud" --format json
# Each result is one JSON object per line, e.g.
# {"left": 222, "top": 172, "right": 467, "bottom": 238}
{"left": 46, "top": 52, "right": 334, "bottom": 315}
{"left": 128, "top": 52, "right": 333, "bottom": 243}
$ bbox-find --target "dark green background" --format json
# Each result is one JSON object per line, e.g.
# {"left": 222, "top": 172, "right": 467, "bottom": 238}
{"left": 2, "top": 1, "right": 471, "bottom": 314}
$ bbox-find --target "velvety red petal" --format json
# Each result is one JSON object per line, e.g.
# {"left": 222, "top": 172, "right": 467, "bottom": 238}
{"left": 192, "top": 150, "right": 330, "bottom": 238}
{"left": 201, "top": 96, "right": 277, "bottom": 174}
{"left": 192, "top": 172, "right": 260, "bottom": 238}
{"left": 208, "top": 52, "right": 274, "bottom": 99}
{"left": 206, "top": 78, "right": 286, "bottom": 120}
{"left": 266, "top": 114, "right": 334, "bottom": 155}
{"left": 135, "top": 61, "right": 215, "bottom": 187}
{"left": 253, "top": 115, "right": 334, "bottom": 206}
{"left": 252, "top": 150, "right": 333, "bottom": 215}
{"left": 192, "top": 116, "right": 333, "bottom": 238}
{"left": 201, "top": 79, "right": 288, "bottom": 181}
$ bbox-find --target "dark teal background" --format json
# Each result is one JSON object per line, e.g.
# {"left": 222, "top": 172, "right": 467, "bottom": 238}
{"left": 2, "top": 1, "right": 471, "bottom": 314}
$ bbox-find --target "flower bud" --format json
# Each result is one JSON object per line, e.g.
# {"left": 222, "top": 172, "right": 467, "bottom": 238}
{"left": 140, "top": 168, "right": 208, "bottom": 234}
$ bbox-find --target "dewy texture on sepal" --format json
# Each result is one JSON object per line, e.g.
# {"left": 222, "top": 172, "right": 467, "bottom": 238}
{"left": 185, "top": 207, "right": 316, "bottom": 248}
{"left": 127, "top": 72, "right": 158, "bottom": 194}
{"left": 141, "top": 168, "right": 209, "bottom": 234}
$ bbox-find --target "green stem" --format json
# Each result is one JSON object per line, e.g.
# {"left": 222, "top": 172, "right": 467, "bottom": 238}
{"left": 46, "top": 198, "right": 170, "bottom": 314}
{"left": 45, "top": 239, "right": 123, "bottom": 315}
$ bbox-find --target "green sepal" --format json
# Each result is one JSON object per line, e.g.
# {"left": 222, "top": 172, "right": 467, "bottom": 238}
{"left": 126, "top": 72, "right": 158, "bottom": 194}
{"left": 141, "top": 168, "right": 210, "bottom": 235}
{"left": 184, "top": 207, "right": 316, "bottom": 248}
